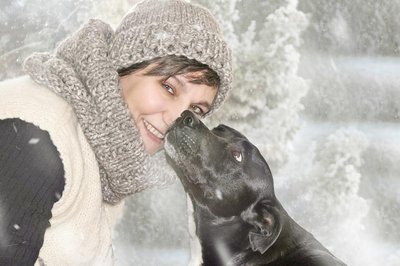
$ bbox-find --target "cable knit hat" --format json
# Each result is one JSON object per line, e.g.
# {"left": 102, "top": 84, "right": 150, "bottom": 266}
{"left": 110, "top": 0, "right": 232, "bottom": 114}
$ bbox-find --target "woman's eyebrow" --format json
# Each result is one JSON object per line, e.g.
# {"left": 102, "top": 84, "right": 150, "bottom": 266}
{"left": 171, "top": 76, "right": 187, "bottom": 90}
{"left": 171, "top": 75, "right": 213, "bottom": 110}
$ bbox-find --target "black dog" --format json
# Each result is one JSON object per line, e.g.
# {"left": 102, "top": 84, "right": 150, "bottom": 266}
{"left": 165, "top": 111, "right": 347, "bottom": 266}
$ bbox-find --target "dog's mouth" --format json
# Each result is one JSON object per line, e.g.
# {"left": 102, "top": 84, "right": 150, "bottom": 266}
{"left": 165, "top": 123, "right": 199, "bottom": 157}
{"left": 165, "top": 128, "right": 203, "bottom": 183}
{"left": 164, "top": 111, "right": 207, "bottom": 184}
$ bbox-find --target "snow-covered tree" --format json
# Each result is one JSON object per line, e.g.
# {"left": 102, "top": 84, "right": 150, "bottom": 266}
{"left": 277, "top": 128, "right": 370, "bottom": 265}
{"left": 298, "top": 0, "right": 400, "bottom": 55}
{"left": 198, "top": 0, "right": 309, "bottom": 168}
{"left": 0, "top": 0, "right": 92, "bottom": 80}
{"left": 87, "top": 0, "right": 131, "bottom": 27}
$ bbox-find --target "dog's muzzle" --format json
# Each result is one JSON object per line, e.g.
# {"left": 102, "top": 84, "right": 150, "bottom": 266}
{"left": 165, "top": 110, "right": 201, "bottom": 161}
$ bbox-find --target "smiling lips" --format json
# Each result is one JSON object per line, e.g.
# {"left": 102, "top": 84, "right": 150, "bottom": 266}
{"left": 143, "top": 119, "right": 165, "bottom": 140}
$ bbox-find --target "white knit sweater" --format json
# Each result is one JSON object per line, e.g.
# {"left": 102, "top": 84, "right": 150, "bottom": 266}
{"left": 0, "top": 76, "right": 124, "bottom": 265}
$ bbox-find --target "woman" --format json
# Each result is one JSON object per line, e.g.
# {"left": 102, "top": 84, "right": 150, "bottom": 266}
{"left": 0, "top": 0, "right": 232, "bottom": 264}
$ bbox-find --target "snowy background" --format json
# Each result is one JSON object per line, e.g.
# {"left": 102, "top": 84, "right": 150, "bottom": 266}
{"left": 1, "top": 0, "right": 399, "bottom": 265}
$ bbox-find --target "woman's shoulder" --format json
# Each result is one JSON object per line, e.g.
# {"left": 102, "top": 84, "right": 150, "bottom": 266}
{"left": 0, "top": 75, "right": 70, "bottom": 107}
{"left": 0, "top": 75, "right": 76, "bottom": 129}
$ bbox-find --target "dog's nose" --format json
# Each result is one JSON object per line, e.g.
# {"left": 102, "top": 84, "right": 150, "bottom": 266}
{"left": 180, "top": 110, "right": 199, "bottom": 128}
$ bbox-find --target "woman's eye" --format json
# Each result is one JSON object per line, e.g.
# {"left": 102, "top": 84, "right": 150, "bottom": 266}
{"left": 191, "top": 105, "right": 204, "bottom": 116}
{"left": 163, "top": 83, "right": 174, "bottom": 95}
{"left": 232, "top": 150, "right": 243, "bottom": 162}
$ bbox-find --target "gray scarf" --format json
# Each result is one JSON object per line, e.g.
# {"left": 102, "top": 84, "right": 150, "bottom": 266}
{"left": 23, "top": 19, "right": 175, "bottom": 204}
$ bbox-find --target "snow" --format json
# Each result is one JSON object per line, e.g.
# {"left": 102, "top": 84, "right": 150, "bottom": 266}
{"left": 1, "top": 0, "right": 399, "bottom": 265}
{"left": 28, "top": 138, "right": 40, "bottom": 144}
{"left": 115, "top": 245, "right": 189, "bottom": 266}
{"left": 215, "top": 189, "right": 223, "bottom": 200}
{"left": 55, "top": 192, "right": 62, "bottom": 200}
{"left": 12, "top": 122, "right": 17, "bottom": 133}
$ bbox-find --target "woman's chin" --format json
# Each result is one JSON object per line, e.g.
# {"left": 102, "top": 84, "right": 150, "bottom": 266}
{"left": 143, "top": 141, "right": 163, "bottom": 155}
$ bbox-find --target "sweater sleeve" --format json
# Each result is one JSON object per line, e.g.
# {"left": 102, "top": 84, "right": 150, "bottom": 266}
{"left": 0, "top": 118, "right": 65, "bottom": 266}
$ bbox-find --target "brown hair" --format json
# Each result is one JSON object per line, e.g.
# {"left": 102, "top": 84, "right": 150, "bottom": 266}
{"left": 117, "top": 55, "right": 220, "bottom": 89}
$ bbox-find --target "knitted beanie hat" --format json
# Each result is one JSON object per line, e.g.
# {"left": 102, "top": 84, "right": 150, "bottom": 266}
{"left": 110, "top": 0, "right": 232, "bottom": 114}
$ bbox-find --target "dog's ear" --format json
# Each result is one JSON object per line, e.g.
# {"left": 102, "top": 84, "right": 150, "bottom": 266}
{"left": 241, "top": 199, "right": 283, "bottom": 254}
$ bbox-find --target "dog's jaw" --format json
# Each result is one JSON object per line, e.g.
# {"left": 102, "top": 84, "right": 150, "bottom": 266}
{"left": 164, "top": 138, "right": 178, "bottom": 162}
{"left": 165, "top": 127, "right": 208, "bottom": 187}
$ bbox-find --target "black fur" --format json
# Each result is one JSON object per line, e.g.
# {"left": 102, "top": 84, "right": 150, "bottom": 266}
{"left": 165, "top": 111, "right": 347, "bottom": 266}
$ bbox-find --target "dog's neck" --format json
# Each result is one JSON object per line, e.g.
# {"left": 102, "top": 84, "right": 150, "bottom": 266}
{"left": 193, "top": 202, "right": 315, "bottom": 266}
{"left": 257, "top": 206, "right": 316, "bottom": 264}
{"left": 193, "top": 204, "right": 251, "bottom": 266}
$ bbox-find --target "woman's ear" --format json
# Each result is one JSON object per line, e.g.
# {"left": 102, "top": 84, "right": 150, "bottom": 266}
{"left": 241, "top": 199, "right": 283, "bottom": 254}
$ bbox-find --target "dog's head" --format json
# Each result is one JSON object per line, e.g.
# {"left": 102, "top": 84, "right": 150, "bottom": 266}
{"left": 165, "top": 111, "right": 283, "bottom": 254}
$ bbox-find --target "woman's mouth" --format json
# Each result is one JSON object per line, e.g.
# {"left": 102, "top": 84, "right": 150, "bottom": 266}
{"left": 143, "top": 119, "right": 165, "bottom": 142}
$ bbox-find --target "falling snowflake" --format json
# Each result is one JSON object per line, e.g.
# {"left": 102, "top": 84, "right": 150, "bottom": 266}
{"left": 215, "top": 189, "right": 223, "bottom": 200}
{"left": 28, "top": 138, "right": 40, "bottom": 144}
{"left": 12, "top": 122, "right": 18, "bottom": 133}
{"left": 55, "top": 192, "right": 62, "bottom": 200}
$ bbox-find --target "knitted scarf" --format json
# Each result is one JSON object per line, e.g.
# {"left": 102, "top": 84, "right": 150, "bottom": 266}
{"left": 23, "top": 19, "right": 176, "bottom": 204}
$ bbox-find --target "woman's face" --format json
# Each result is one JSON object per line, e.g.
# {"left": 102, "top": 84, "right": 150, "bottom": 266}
{"left": 120, "top": 64, "right": 217, "bottom": 155}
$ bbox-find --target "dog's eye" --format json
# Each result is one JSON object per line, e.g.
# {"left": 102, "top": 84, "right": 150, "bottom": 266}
{"left": 232, "top": 150, "right": 243, "bottom": 162}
